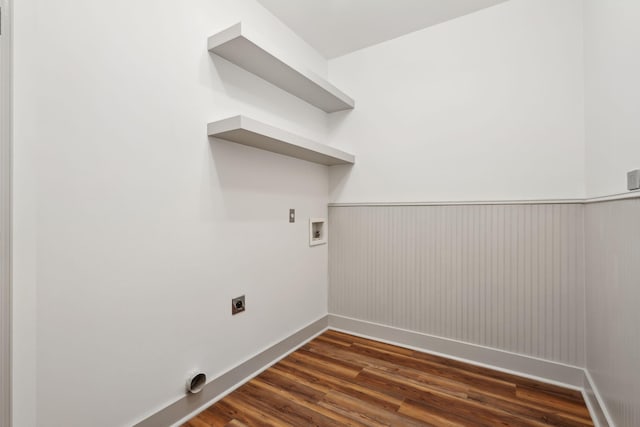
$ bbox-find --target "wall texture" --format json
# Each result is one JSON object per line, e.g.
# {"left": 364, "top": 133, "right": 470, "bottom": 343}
{"left": 327, "top": 0, "right": 585, "bottom": 203}
{"left": 0, "top": 0, "right": 12, "bottom": 425}
{"left": 329, "top": 204, "right": 585, "bottom": 367}
{"left": 583, "top": 1, "right": 640, "bottom": 425}
{"left": 584, "top": 0, "right": 640, "bottom": 198}
{"left": 13, "top": 0, "right": 333, "bottom": 426}
{"left": 12, "top": 0, "right": 38, "bottom": 425}
{"left": 585, "top": 198, "right": 640, "bottom": 427}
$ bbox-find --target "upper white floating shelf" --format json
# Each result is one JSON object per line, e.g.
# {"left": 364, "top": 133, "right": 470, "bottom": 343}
{"left": 208, "top": 115, "right": 355, "bottom": 166}
{"left": 208, "top": 23, "right": 355, "bottom": 113}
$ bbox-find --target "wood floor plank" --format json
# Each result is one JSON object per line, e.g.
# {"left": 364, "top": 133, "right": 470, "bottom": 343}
{"left": 286, "top": 348, "right": 361, "bottom": 378}
{"left": 322, "top": 330, "right": 416, "bottom": 356}
{"left": 466, "top": 389, "right": 592, "bottom": 427}
{"left": 184, "top": 331, "right": 594, "bottom": 427}
{"left": 233, "top": 382, "right": 327, "bottom": 426}
{"left": 398, "top": 398, "right": 482, "bottom": 427}
{"left": 251, "top": 377, "right": 370, "bottom": 427}
{"left": 307, "top": 337, "right": 518, "bottom": 398}
{"left": 349, "top": 342, "right": 518, "bottom": 391}
{"left": 357, "top": 368, "right": 546, "bottom": 427}
{"left": 274, "top": 359, "right": 404, "bottom": 411}
{"left": 255, "top": 368, "right": 326, "bottom": 403}
{"left": 208, "top": 399, "right": 278, "bottom": 427}
{"left": 516, "top": 386, "right": 592, "bottom": 419}
{"left": 183, "top": 418, "right": 214, "bottom": 427}
{"left": 319, "top": 390, "right": 432, "bottom": 427}
{"left": 313, "top": 334, "right": 354, "bottom": 348}
{"left": 269, "top": 362, "right": 333, "bottom": 394}
{"left": 408, "top": 349, "right": 585, "bottom": 403}
{"left": 307, "top": 340, "right": 473, "bottom": 399}
{"left": 192, "top": 407, "right": 232, "bottom": 426}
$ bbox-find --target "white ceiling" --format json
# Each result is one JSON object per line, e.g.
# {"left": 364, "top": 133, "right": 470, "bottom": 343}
{"left": 256, "top": 0, "right": 509, "bottom": 59}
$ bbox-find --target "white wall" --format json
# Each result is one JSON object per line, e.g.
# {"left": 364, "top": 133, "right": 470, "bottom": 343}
{"left": 584, "top": 0, "right": 640, "bottom": 198}
{"left": 13, "top": 0, "right": 331, "bottom": 426}
{"left": 12, "top": 0, "right": 38, "bottom": 424}
{"left": 327, "top": 0, "right": 585, "bottom": 204}
{"left": 583, "top": 1, "right": 640, "bottom": 426}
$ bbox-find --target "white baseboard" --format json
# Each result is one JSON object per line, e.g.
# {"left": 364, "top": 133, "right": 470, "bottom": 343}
{"left": 132, "top": 315, "right": 329, "bottom": 427}
{"left": 583, "top": 370, "right": 615, "bottom": 427}
{"left": 328, "top": 314, "right": 585, "bottom": 388}
{"left": 133, "top": 313, "right": 614, "bottom": 427}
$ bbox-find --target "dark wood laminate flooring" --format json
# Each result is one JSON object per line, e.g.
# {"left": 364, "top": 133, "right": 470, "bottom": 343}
{"left": 183, "top": 330, "right": 593, "bottom": 426}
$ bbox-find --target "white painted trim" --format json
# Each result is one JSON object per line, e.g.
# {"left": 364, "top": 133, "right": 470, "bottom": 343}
{"left": 328, "top": 314, "right": 585, "bottom": 389}
{"left": 329, "top": 199, "right": 586, "bottom": 207}
{"left": 132, "top": 315, "right": 329, "bottom": 427}
{"left": 329, "top": 191, "right": 640, "bottom": 207}
{"left": 583, "top": 191, "right": 640, "bottom": 204}
{"left": 208, "top": 115, "right": 355, "bottom": 166}
{"left": 0, "top": 0, "right": 12, "bottom": 425}
{"left": 583, "top": 370, "right": 615, "bottom": 427}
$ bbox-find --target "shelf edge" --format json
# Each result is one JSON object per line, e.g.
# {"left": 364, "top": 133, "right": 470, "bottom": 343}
{"left": 207, "top": 23, "right": 355, "bottom": 113}
{"left": 208, "top": 115, "right": 355, "bottom": 166}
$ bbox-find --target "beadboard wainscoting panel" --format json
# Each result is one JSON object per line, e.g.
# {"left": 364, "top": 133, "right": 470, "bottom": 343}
{"left": 585, "top": 198, "right": 640, "bottom": 427}
{"left": 329, "top": 204, "right": 585, "bottom": 367}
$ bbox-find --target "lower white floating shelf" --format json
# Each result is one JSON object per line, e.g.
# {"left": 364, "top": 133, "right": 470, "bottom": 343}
{"left": 207, "top": 115, "right": 355, "bottom": 166}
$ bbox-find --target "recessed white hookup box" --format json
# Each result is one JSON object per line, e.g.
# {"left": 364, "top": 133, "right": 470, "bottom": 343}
{"left": 628, "top": 169, "right": 640, "bottom": 191}
{"left": 309, "top": 218, "right": 327, "bottom": 246}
